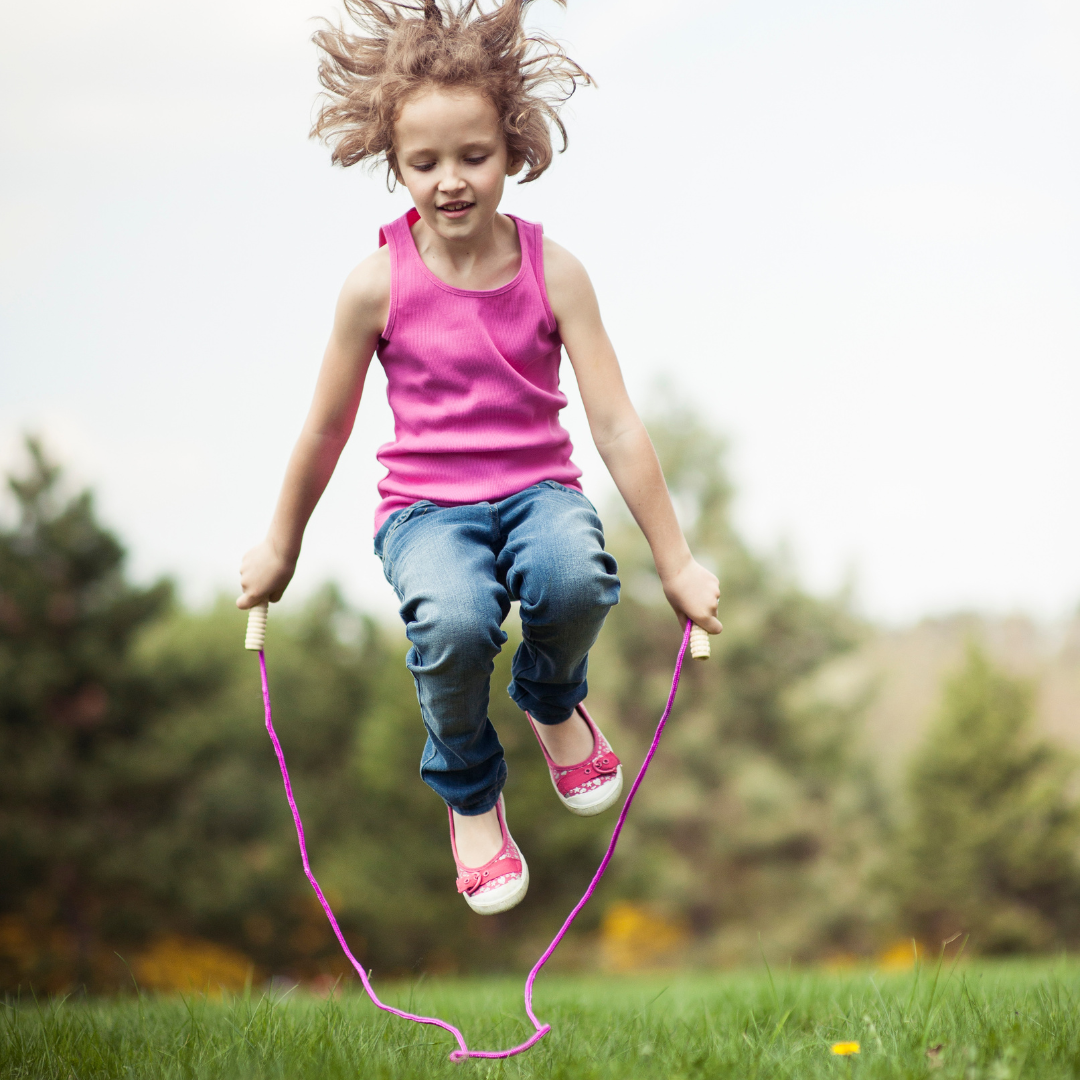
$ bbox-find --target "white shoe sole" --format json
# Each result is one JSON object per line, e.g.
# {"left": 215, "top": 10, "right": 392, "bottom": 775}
{"left": 554, "top": 765, "right": 624, "bottom": 817}
{"left": 464, "top": 859, "right": 530, "bottom": 915}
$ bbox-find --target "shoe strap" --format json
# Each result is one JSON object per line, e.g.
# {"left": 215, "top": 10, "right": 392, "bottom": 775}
{"left": 553, "top": 742, "right": 619, "bottom": 796}
{"left": 456, "top": 853, "right": 522, "bottom": 895}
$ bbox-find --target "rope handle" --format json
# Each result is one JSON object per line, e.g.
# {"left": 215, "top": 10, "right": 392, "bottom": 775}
{"left": 244, "top": 601, "right": 268, "bottom": 651}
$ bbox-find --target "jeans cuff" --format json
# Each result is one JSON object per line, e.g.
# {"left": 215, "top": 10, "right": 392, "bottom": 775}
{"left": 509, "top": 679, "right": 586, "bottom": 725}
{"left": 447, "top": 784, "right": 504, "bottom": 816}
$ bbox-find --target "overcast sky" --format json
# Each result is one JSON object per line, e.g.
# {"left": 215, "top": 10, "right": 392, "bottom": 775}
{"left": 2, "top": 0, "right": 1077, "bottom": 625}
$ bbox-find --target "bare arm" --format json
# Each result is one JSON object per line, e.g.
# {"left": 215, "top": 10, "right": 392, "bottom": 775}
{"left": 544, "top": 238, "right": 722, "bottom": 634}
{"left": 236, "top": 248, "right": 390, "bottom": 609}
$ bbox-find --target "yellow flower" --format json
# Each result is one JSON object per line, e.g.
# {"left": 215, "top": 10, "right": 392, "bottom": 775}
{"left": 831, "top": 1041, "right": 861, "bottom": 1056}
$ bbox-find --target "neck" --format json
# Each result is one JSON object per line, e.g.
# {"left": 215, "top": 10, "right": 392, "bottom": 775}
{"left": 411, "top": 212, "right": 521, "bottom": 291}
{"left": 414, "top": 212, "right": 506, "bottom": 266}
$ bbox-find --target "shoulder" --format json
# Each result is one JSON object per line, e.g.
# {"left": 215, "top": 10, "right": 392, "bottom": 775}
{"left": 335, "top": 246, "right": 391, "bottom": 333}
{"left": 541, "top": 235, "right": 589, "bottom": 286}
{"left": 541, "top": 235, "right": 599, "bottom": 322}
{"left": 341, "top": 245, "right": 391, "bottom": 308}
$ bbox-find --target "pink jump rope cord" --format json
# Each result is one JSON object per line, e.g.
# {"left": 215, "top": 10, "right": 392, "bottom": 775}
{"left": 256, "top": 619, "right": 695, "bottom": 1062}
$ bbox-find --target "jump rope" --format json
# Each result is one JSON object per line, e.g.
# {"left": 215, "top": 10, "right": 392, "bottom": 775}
{"left": 245, "top": 601, "right": 710, "bottom": 1062}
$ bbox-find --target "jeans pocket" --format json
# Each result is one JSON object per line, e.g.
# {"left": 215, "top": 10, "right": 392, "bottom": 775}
{"left": 542, "top": 480, "right": 599, "bottom": 514}
{"left": 376, "top": 500, "right": 437, "bottom": 585}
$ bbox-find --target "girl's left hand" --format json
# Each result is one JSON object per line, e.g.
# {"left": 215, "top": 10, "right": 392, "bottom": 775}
{"left": 660, "top": 558, "right": 723, "bottom": 636}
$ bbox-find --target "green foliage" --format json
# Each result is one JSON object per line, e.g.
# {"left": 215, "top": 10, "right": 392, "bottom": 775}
{"left": 6, "top": 964, "right": 1080, "bottom": 1079}
{"left": 0, "top": 439, "right": 172, "bottom": 991}
{"left": 28, "top": 416, "right": 1080, "bottom": 988}
{"left": 899, "top": 644, "right": 1080, "bottom": 952}
{"left": 0, "top": 415, "right": 889, "bottom": 993}
{"left": 590, "top": 403, "right": 887, "bottom": 963}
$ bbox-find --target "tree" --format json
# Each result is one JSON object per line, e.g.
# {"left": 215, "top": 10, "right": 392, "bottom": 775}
{"left": 586, "top": 402, "right": 888, "bottom": 964}
{"left": 899, "top": 643, "right": 1080, "bottom": 952}
{"left": 0, "top": 438, "right": 172, "bottom": 991}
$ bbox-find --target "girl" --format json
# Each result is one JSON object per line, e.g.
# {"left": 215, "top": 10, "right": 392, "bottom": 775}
{"left": 238, "top": 0, "right": 721, "bottom": 916}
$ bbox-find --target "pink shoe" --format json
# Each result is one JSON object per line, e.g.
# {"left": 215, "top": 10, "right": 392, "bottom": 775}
{"left": 448, "top": 795, "right": 529, "bottom": 915}
{"left": 527, "top": 704, "right": 624, "bottom": 817}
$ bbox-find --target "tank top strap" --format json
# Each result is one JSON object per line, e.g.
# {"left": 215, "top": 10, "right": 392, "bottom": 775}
{"left": 509, "top": 215, "right": 557, "bottom": 336}
{"left": 378, "top": 206, "right": 420, "bottom": 250}
{"left": 503, "top": 215, "right": 534, "bottom": 282}
{"left": 378, "top": 208, "right": 422, "bottom": 342}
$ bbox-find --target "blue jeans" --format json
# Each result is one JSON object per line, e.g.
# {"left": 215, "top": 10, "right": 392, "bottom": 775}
{"left": 374, "top": 481, "right": 620, "bottom": 816}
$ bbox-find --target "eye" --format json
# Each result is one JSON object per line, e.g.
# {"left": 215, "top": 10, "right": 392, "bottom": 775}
{"left": 412, "top": 162, "right": 436, "bottom": 172}
{"left": 465, "top": 155, "right": 488, "bottom": 165}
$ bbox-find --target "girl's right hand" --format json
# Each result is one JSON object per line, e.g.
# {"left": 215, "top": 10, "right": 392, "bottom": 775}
{"left": 237, "top": 538, "right": 297, "bottom": 610}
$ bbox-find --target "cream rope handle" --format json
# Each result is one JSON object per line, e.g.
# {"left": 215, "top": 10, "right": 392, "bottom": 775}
{"left": 244, "top": 601, "right": 269, "bottom": 651}
{"left": 689, "top": 623, "right": 711, "bottom": 661}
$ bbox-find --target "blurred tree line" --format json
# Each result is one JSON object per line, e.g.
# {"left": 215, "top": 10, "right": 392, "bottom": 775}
{"left": 3, "top": 415, "right": 1080, "bottom": 995}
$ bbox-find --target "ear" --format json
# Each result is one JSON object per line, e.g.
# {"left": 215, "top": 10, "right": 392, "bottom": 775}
{"left": 506, "top": 155, "right": 525, "bottom": 178}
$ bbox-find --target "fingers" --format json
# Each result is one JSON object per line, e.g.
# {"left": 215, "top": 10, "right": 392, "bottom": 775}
{"left": 664, "top": 559, "right": 722, "bottom": 638}
{"left": 238, "top": 541, "right": 291, "bottom": 610}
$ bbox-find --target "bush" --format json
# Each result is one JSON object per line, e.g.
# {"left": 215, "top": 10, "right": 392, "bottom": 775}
{"left": 899, "top": 643, "right": 1080, "bottom": 951}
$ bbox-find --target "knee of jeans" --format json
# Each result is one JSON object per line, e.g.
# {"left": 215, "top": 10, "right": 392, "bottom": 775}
{"left": 539, "top": 556, "right": 620, "bottom": 625}
{"left": 415, "top": 598, "right": 506, "bottom": 672}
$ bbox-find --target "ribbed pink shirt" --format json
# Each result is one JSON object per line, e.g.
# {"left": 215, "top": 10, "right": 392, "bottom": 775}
{"left": 372, "top": 208, "right": 582, "bottom": 533}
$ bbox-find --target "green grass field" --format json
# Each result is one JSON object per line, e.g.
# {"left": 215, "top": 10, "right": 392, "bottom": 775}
{"left": 5, "top": 962, "right": 1080, "bottom": 1079}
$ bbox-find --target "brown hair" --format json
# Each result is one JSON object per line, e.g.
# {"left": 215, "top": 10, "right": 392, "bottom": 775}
{"left": 310, "top": 0, "right": 592, "bottom": 184}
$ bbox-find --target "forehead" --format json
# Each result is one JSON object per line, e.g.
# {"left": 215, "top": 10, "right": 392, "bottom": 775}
{"left": 394, "top": 87, "right": 502, "bottom": 151}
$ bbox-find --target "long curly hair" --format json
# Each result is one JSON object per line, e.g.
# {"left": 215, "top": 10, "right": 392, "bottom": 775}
{"left": 310, "top": 0, "right": 592, "bottom": 185}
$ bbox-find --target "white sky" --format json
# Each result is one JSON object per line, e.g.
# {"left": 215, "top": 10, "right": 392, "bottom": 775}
{"left": 2, "top": 0, "right": 1077, "bottom": 625}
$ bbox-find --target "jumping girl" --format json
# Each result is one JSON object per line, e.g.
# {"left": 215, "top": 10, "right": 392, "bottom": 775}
{"left": 238, "top": 0, "right": 721, "bottom": 916}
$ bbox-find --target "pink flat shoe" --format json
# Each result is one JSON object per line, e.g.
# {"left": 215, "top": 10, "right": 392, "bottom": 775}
{"left": 527, "top": 704, "right": 624, "bottom": 817}
{"left": 448, "top": 795, "right": 529, "bottom": 915}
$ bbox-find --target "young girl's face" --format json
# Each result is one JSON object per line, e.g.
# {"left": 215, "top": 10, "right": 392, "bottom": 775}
{"left": 394, "top": 87, "right": 521, "bottom": 241}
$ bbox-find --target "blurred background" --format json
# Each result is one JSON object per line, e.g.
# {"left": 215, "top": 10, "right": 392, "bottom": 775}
{"left": 1, "top": 0, "right": 1078, "bottom": 993}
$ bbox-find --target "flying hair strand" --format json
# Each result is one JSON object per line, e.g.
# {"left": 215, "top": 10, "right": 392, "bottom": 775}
{"left": 310, "top": 0, "right": 593, "bottom": 184}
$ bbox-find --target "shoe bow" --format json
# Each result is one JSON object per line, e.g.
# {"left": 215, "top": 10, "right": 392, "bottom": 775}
{"left": 456, "top": 870, "right": 484, "bottom": 895}
{"left": 592, "top": 753, "right": 617, "bottom": 775}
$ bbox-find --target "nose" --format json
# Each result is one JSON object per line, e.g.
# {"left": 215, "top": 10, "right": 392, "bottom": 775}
{"left": 437, "top": 167, "right": 466, "bottom": 194}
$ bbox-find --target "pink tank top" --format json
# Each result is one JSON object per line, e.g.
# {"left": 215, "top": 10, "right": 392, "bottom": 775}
{"left": 372, "top": 208, "right": 582, "bottom": 532}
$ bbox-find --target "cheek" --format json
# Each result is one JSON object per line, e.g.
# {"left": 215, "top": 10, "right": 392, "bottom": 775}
{"left": 402, "top": 170, "right": 436, "bottom": 196}
{"left": 479, "top": 163, "right": 508, "bottom": 192}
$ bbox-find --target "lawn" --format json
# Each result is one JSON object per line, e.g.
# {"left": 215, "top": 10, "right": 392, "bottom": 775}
{"left": 4, "top": 962, "right": 1080, "bottom": 1079}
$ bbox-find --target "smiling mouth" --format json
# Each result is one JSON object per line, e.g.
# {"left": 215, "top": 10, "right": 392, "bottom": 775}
{"left": 437, "top": 201, "right": 474, "bottom": 213}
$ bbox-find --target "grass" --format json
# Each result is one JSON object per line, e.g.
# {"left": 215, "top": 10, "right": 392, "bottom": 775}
{"left": 5, "top": 961, "right": 1080, "bottom": 1078}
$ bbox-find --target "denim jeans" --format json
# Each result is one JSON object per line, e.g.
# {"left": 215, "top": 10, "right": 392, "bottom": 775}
{"left": 374, "top": 481, "right": 620, "bottom": 816}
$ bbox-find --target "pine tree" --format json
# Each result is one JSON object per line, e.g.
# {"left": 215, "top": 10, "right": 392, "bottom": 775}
{"left": 900, "top": 643, "right": 1080, "bottom": 952}
{"left": 0, "top": 438, "right": 172, "bottom": 990}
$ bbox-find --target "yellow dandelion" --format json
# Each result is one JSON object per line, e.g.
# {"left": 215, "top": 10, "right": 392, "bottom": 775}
{"left": 831, "top": 1041, "right": 861, "bottom": 1056}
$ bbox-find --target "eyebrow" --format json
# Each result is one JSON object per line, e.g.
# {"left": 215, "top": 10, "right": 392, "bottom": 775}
{"left": 401, "top": 139, "right": 499, "bottom": 158}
